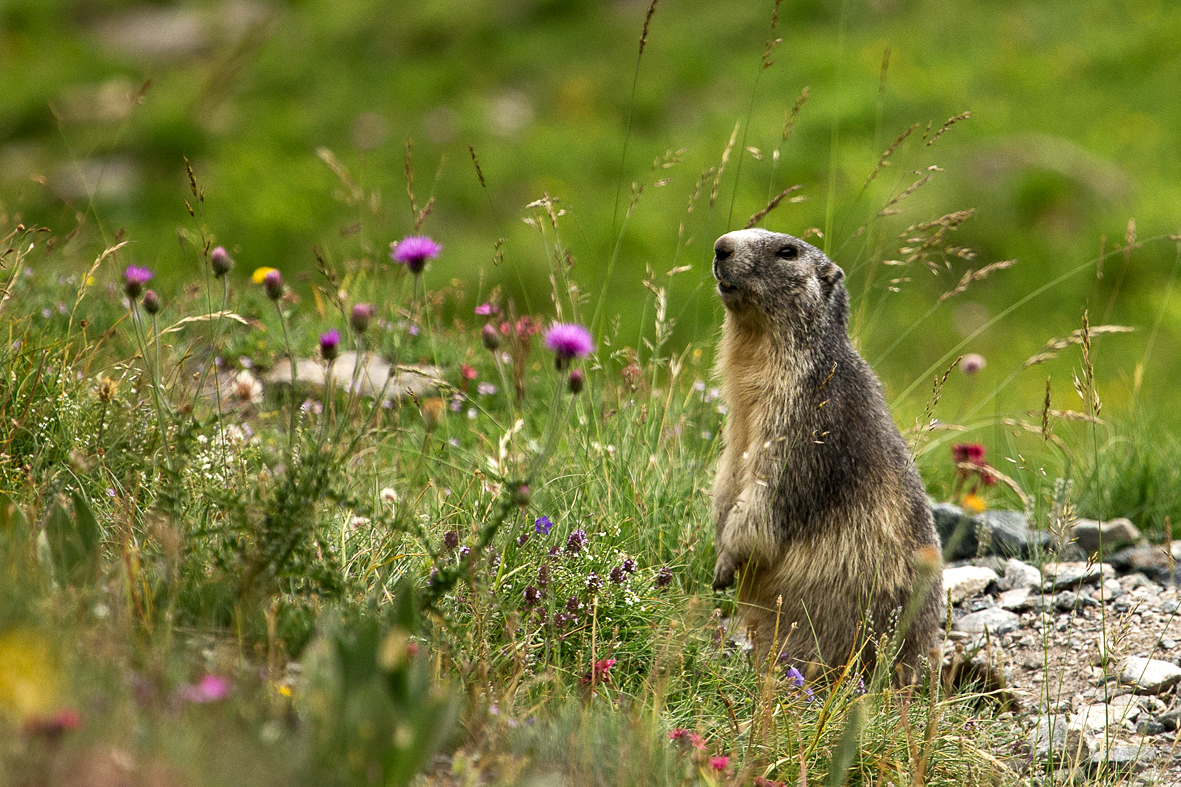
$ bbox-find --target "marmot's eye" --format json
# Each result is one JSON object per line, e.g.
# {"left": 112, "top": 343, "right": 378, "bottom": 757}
{"left": 775, "top": 244, "right": 799, "bottom": 260}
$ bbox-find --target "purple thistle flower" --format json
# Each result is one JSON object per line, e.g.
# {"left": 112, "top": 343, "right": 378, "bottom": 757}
{"left": 543, "top": 323, "right": 594, "bottom": 368}
{"left": 123, "top": 265, "right": 153, "bottom": 300}
{"left": 535, "top": 516, "right": 554, "bottom": 535}
{"left": 319, "top": 329, "right": 341, "bottom": 362}
{"left": 391, "top": 235, "right": 441, "bottom": 274}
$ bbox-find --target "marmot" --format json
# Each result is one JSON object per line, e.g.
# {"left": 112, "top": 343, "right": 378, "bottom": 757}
{"left": 711, "top": 229, "right": 943, "bottom": 678}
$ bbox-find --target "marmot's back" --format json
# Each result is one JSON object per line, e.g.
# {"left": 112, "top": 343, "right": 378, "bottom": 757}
{"left": 710, "top": 229, "right": 943, "bottom": 676}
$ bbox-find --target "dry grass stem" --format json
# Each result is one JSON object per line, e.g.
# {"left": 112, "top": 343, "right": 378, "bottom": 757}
{"left": 710, "top": 121, "right": 740, "bottom": 207}
{"left": 468, "top": 144, "right": 486, "bottom": 188}
{"left": 638, "top": 0, "right": 658, "bottom": 57}
{"left": 1024, "top": 324, "right": 1134, "bottom": 368}
{"left": 864, "top": 123, "right": 919, "bottom": 190}
{"left": 761, "top": 0, "right": 785, "bottom": 68}
{"left": 924, "top": 111, "right": 971, "bottom": 146}
{"left": 937, "top": 258, "right": 1017, "bottom": 303}
{"left": 745, "top": 184, "right": 803, "bottom": 229}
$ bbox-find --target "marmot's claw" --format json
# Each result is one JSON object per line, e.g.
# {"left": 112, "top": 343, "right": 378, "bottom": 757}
{"left": 712, "top": 556, "right": 736, "bottom": 591}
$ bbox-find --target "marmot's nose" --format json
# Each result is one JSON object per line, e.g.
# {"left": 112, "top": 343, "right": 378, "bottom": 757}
{"left": 714, "top": 234, "right": 735, "bottom": 261}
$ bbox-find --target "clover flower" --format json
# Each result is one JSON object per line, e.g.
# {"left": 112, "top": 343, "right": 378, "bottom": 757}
{"left": 543, "top": 323, "right": 594, "bottom": 369}
{"left": 580, "top": 657, "right": 616, "bottom": 686}
{"left": 123, "top": 265, "right": 153, "bottom": 300}
{"left": 319, "top": 329, "right": 341, "bottom": 362}
{"left": 952, "top": 443, "right": 986, "bottom": 464}
{"left": 390, "top": 235, "right": 441, "bottom": 274}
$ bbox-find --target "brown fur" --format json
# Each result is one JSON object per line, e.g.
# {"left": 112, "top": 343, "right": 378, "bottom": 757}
{"left": 710, "top": 229, "right": 944, "bottom": 678}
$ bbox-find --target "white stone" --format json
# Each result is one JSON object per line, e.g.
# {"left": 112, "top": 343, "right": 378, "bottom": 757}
{"left": 1042, "top": 561, "right": 1115, "bottom": 592}
{"left": 997, "top": 558, "right": 1041, "bottom": 591}
{"left": 1119, "top": 656, "right": 1181, "bottom": 695}
{"left": 954, "top": 607, "right": 1020, "bottom": 636}
{"left": 943, "top": 565, "right": 999, "bottom": 604}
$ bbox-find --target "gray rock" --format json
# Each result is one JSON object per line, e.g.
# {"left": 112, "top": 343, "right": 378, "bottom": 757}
{"left": 1086, "top": 744, "right": 1157, "bottom": 775}
{"left": 997, "top": 587, "right": 1035, "bottom": 612}
{"left": 954, "top": 607, "right": 1020, "bottom": 636}
{"left": 1071, "top": 704, "right": 1123, "bottom": 734}
{"left": 997, "top": 558, "right": 1041, "bottom": 591}
{"left": 943, "top": 565, "right": 999, "bottom": 604}
{"left": 1073, "top": 517, "right": 1141, "bottom": 556}
{"left": 266, "top": 353, "right": 443, "bottom": 402}
{"left": 1042, "top": 561, "right": 1115, "bottom": 592}
{"left": 934, "top": 502, "right": 974, "bottom": 559}
{"left": 1120, "top": 657, "right": 1181, "bottom": 695}
{"left": 971, "top": 510, "right": 1032, "bottom": 558}
{"left": 1158, "top": 708, "right": 1181, "bottom": 731}
{"left": 1029, "top": 714, "right": 1090, "bottom": 765}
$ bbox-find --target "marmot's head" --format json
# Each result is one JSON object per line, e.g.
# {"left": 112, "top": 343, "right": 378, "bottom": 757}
{"left": 713, "top": 229, "right": 847, "bottom": 333}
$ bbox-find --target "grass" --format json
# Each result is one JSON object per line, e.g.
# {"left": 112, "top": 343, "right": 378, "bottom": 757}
{"left": 3, "top": 3, "right": 1181, "bottom": 785}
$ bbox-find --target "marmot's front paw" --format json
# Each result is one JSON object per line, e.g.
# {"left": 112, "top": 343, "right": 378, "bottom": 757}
{"left": 712, "top": 553, "right": 739, "bottom": 590}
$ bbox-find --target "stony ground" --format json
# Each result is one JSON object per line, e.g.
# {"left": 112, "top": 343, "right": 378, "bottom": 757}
{"left": 944, "top": 547, "right": 1181, "bottom": 784}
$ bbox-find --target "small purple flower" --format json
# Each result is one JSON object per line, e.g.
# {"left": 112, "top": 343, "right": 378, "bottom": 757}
{"left": 783, "top": 665, "right": 805, "bottom": 687}
{"left": 210, "top": 246, "right": 233, "bottom": 278}
{"left": 180, "top": 674, "right": 230, "bottom": 703}
{"left": 459, "top": 546, "right": 471, "bottom": 560}
{"left": 517, "top": 532, "right": 531, "bottom": 546}
{"left": 263, "top": 269, "right": 284, "bottom": 301}
{"left": 544, "top": 323, "right": 594, "bottom": 368}
{"left": 524, "top": 586, "right": 540, "bottom": 605}
{"left": 123, "top": 265, "right": 153, "bottom": 300}
{"left": 609, "top": 566, "right": 625, "bottom": 584}
{"left": 586, "top": 572, "right": 602, "bottom": 593}
{"left": 443, "top": 530, "right": 459, "bottom": 550}
{"left": 622, "top": 557, "right": 636, "bottom": 574}
{"left": 537, "top": 563, "right": 552, "bottom": 587}
{"left": 565, "top": 596, "right": 581, "bottom": 613}
{"left": 654, "top": 566, "right": 673, "bottom": 590}
{"left": 351, "top": 303, "right": 374, "bottom": 334}
{"left": 547, "top": 545, "right": 561, "bottom": 558}
{"left": 477, "top": 381, "right": 497, "bottom": 396}
{"left": 391, "top": 235, "right": 441, "bottom": 274}
{"left": 535, "top": 516, "right": 554, "bottom": 535}
{"left": 566, "top": 528, "right": 586, "bottom": 555}
{"left": 319, "top": 329, "right": 341, "bottom": 362}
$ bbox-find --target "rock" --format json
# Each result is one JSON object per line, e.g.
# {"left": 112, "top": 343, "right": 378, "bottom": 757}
{"left": 943, "top": 565, "right": 999, "bottom": 604}
{"left": 1092, "top": 578, "right": 1123, "bottom": 602}
{"left": 934, "top": 502, "right": 974, "bottom": 559}
{"left": 1028, "top": 715, "right": 1079, "bottom": 764}
{"left": 1054, "top": 590, "right": 1099, "bottom": 611}
{"left": 1073, "top": 517, "right": 1141, "bottom": 556}
{"left": 971, "top": 510, "right": 1032, "bottom": 558}
{"left": 1086, "top": 743, "right": 1157, "bottom": 775}
{"left": 997, "top": 558, "right": 1041, "bottom": 591}
{"left": 1158, "top": 708, "right": 1181, "bottom": 731}
{"left": 954, "top": 607, "right": 1020, "bottom": 636}
{"left": 1120, "top": 572, "right": 1154, "bottom": 591}
{"left": 1119, "top": 657, "right": 1181, "bottom": 695}
{"left": 266, "top": 353, "right": 443, "bottom": 402}
{"left": 1071, "top": 704, "right": 1121, "bottom": 734}
{"left": 1042, "top": 561, "right": 1115, "bottom": 592}
{"left": 1107, "top": 545, "right": 1178, "bottom": 583}
{"left": 997, "top": 587, "right": 1035, "bottom": 612}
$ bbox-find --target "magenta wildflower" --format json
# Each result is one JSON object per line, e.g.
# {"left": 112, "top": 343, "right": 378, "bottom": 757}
{"left": 391, "top": 235, "right": 441, "bottom": 274}
{"left": 210, "top": 246, "right": 233, "bottom": 278}
{"left": 709, "top": 756, "right": 730, "bottom": 771}
{"left": 123, "top": 265, "right": 153, "bottom": 300}
{"left": 319, "top": 329, "right": 341, "bottom": 362}
{"left": 350, "top": 303, "right": 374, "bottom": 334}
{"left": 474, "top": 302, "right": 498, "bottom": 316}
{"left": 181, "top": 674, "right": 230, "bottom": 703}
{"left": 543, "top": 323, "right": 594, "bottom": 368}
{"left": 581, "top": 657, "right": 616, "bottom": 686}
{"left": 952, "top": 443, "right": 986, "bottom": 464}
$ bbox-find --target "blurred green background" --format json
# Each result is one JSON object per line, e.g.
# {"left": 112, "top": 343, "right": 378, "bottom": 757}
{"left": 3, "top": 0, "right": 1180, "bottom": 430}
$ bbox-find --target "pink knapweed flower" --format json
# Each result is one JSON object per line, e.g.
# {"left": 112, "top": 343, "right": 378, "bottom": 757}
{"left": 391, "top": 235, "right": 441, "bottom": 274}
{"left": 320, "top": 329, "right": 341, "bottom": 362}
{"left": 210, "top": 246, "right": 233, "bottom": 278}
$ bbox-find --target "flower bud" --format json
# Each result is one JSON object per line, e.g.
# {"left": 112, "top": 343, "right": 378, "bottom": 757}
{"left": 567, "top": 368, "right": 585, "bottom": 394}
{"left": 141, "top": 289, "right": 161, "bottom": 315}
{"left": 350, "top": 303, "right": 374, "bottom": 334}
{"left": 319, "top": 329, "right": 340, "bottom": 362}
{"left": 211, "top": 246, "right": 234, "bottom": 278}
{"left": 263, "top": 269, "right": 284, "bottom": 301}
{"left": 481, "top": 323, "right": 501, "bottom": 351}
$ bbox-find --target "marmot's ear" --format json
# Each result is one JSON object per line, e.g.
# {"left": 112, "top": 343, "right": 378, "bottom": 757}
{"left": 817, "top": 260, "right": 844, "bottom": 292}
